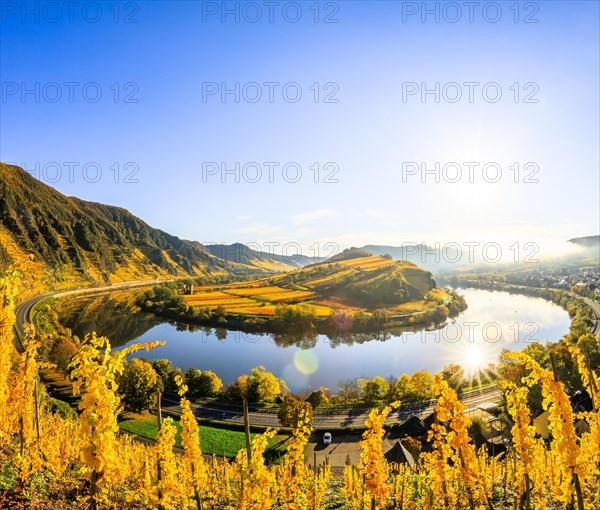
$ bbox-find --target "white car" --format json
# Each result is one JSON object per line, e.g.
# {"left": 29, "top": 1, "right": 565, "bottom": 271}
{"left": 323, "top": 432, "right": 332, "bottom": 444}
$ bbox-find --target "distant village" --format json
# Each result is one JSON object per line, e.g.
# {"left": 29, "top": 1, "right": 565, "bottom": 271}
{"left": 505, "top": 267, "right": 600, "bottom": 296}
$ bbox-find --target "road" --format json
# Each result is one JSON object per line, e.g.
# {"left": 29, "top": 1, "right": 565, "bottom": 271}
{"left": 10, "top": 279, "right": 599, "bottom": 468}
{"left": 13, "top": 293, "right": 53, "bottom": 353}
{"left": 582, "top": 296, "right": 600, "bottom": 337}
{"left": 12, "top": 279, "right": 173, "bottom": 353}
{"left": 13, "top": 280, "right": 503, "bottom": 430}
{"left": 13, "top": 278, "right": 504, "bottom": 430}
{"left": 161, "top": 386, "right": 503, "bottom": 430}
{"left": 567, "top": 291, "right": 600, "bottom": 338}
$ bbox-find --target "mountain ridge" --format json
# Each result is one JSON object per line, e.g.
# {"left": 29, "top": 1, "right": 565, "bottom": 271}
{"left": 205, "top": 242, "right": 321, "bottom": 271}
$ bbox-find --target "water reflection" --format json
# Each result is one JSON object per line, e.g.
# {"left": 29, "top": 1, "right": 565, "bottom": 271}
{"left": 54, "top": 291, "right": 160, "bottom": 346}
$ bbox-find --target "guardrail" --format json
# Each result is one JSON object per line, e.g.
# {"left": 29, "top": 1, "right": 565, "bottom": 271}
{"left": 458, "top": 384, "right": 499, "bottom": 398}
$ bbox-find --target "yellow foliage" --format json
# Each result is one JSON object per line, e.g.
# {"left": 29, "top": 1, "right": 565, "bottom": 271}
{"left": 69, "top": 332, "right": 164, "bottom": 505}
{"left": 356, "top": 402, "right": 399, "bottom": 509}
{"left": 233, "top": 428, "right": 277, "bottom": 510}
{"left": 0, "top": 268, "right": 20, "bottom": 444}
{"left": 1, "top": 268, "right": 600, "bottom": 509}
{"left": 155, "top": 417, "right": 186, "bottom": 509}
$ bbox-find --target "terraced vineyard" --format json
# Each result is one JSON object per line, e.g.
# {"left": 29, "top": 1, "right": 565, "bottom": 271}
{"left": 182, "top": 256, "right": 453, "bottom": 318}
{"left": 186, "top": 286, "right": 330, "bottom": 317}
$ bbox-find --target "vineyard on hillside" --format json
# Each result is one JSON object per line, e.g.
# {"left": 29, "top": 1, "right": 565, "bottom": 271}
{"left": 136, "top": 256, "right": 468, "bottom": 335}
{"left": 1, "top": 268, "right": 599, "bottom": 509}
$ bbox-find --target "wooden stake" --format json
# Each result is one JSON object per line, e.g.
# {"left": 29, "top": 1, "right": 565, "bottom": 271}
{"left": 243, "top": 397, "right": 252, "bottom": 463}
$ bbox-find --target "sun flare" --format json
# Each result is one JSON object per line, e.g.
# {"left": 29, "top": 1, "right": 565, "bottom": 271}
{"left": 460, "top": 344, "right": 489, "bottom": 379}
{"left": 465, "top": 345, "right": 484, "bottom": 368}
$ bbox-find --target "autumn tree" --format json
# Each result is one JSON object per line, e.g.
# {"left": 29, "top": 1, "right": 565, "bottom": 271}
{"left": 152, "top": 359, "right": 176, "bottom": 393}
{"left": 498, "top": 348, "right": 545, "bottom": 414}
{"left": 306, "top": 388, "right": 329, "bottom": 408}
{"left": 338, "top": 379, "right": 361, "bottom": 402}
{"left": 576, "top": 333, "right": 600, "bottom": 371}
{"left": 48, "top": 336, "right": 78, "bottom": 374}
{"left": 387, "top": 374, "right": 410, "bottom": 402}
{"left": 119, "top": 358, "right": 162, "bottom": 413}
{"left": 355, "top": 377, "right": 368, "bottom": 398}
{"left": 548, "top": 342, "right": 582, "bottom": 393}
{"left": 441, "top": 363, "right": 465, "bottom": 391}
{"left": 200, "top": 370, "right": 223, "bottom": 396}
{"left": 363, "top": 376, "right": 389, "bottom": 403}
{"left": 248, "top": 366, "right": 288, "bottom": 402}
{"left": 408, "top": 370, "right": 433, "bottom": 402}
{"left": 225, "top": 374, "right": 250, "bottom": 401}
{"left": 185, "top": 369, "right": 223, "bottom": 398}
{"left": 278, "top": 394, "right": 314, "bottom": 429}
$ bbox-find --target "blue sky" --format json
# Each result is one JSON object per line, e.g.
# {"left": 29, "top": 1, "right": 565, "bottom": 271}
{"left": 1, "top": 0, "right": 598, "bottom": 257}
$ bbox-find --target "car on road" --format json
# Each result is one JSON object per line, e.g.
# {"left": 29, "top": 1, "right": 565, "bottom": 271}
{"left": 323, "top": 432, "right": 332, "bottom": 444}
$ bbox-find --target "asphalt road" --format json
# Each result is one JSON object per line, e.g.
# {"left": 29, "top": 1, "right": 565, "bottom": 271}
{"left": 12, "top": 293, "right": 52, "bottom": 353}
{"left": 12, "top": 280, "right": 504, "bottom": 430}
{"left": 582, "top": 296, "right": 600, "bottom": 337}
{"left": 566, "top": 291, "right": 600, "bottom": 338}
{"left": 161, "top": 387, "right": 503, "bottom": 430}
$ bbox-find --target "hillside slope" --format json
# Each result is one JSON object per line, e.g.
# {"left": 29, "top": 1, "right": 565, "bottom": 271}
{"left": 358, "top": 244, "right": 463, "bottom": 272}
{"left": 176, "top": 255, "right": 439, "bottom": 317}
{"left": 0, "top": 163, "right": 298, "bottom": 294}
{"left": 270, "top": 254, "right": 436, "bottom": 307}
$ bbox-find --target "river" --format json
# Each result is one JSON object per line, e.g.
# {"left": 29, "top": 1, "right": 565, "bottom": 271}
{"left": 55, "top": 288, "right": 571, "bottom": 392}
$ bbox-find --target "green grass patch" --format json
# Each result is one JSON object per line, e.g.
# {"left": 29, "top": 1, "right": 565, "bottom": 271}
{"left": 118, "top": 412, "right": 289, "bottom": 459}
{"left": 32, "top": 297, "right": 57, "bottom": 334}
{"left": 460, "top": 379, "right": 498, "bottom": 393}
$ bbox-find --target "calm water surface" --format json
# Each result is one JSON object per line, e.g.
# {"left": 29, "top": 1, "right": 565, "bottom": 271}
{"left": 58, "top": 288, "right": 570, "bottom": 392}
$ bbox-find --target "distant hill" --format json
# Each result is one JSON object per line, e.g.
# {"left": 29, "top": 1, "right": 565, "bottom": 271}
{"left": 206, "top": 243, "right": 319, "bottom": 271}
{"left": 0, "top": 163, "right": 302, "bottom": 294}
{"left": 362, "top": 237, "right": 600, "bottom": 275}
{"left": 327, "top": 247, "right": 373, "bottom": 262}
{"left": 358, "top": 244, "right": 463, "bottom": 272}
{"left": 568, "top": 235, "right": 600, "bottom": 248}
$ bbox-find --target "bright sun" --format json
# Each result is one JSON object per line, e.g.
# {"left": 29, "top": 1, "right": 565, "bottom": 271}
{"left": 464, "top": 345, "right": 484, "bottom": 373}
